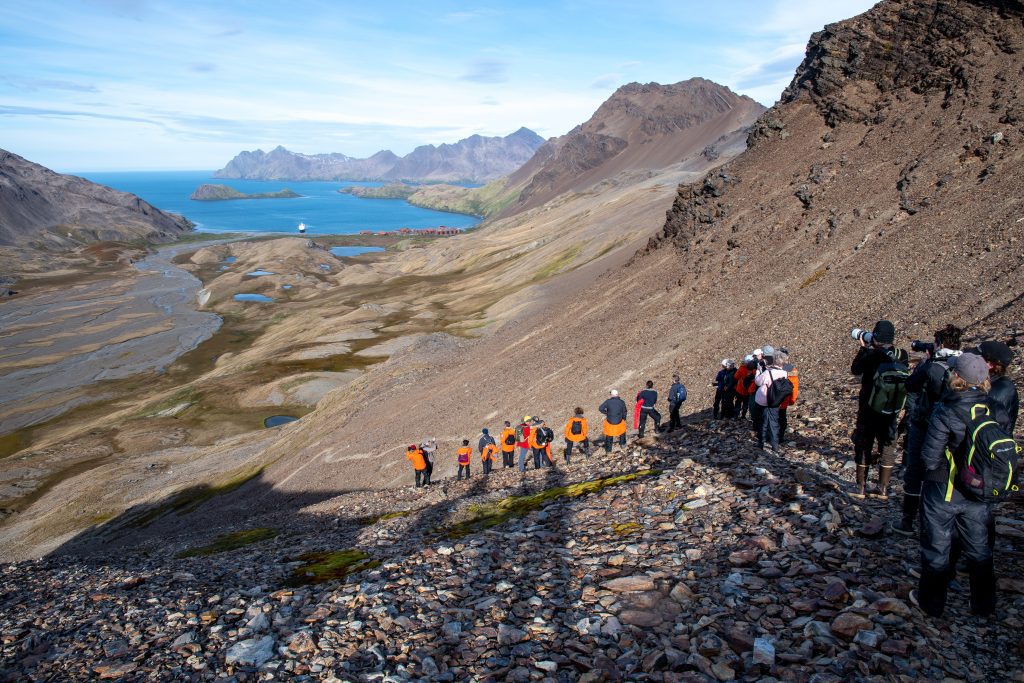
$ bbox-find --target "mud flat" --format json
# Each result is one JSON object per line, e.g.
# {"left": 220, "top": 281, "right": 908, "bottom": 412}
{"left": 0, "top": 243, "right": 223, "bottom": 435}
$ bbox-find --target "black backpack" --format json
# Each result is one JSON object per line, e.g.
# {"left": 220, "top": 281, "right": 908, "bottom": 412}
{"left": 535, "top": 427, "right": 550, "bottom": 446}
{"left": 570, "top": 419, "right": 583, "bottom": 435}
{"left": 954, "top": 401, "right": 1024, "bottom": 502}
{"left": 765, "top": 369, "right": 794, "bottom": 408}
{"left": 504, "top": 432, "right": 516, "bottom": 446}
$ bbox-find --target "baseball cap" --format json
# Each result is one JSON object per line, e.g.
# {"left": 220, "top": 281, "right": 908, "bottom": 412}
{"left": 952, "top": 353, "right": 989, "bottom": 385}
{"left": 973, "top": 340, "right": 1013, "bottom": 367}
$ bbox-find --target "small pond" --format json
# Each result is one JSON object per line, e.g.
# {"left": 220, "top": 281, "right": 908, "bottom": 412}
{"left": 223, "top": 256, "right": 237, "bottom": 263}
{"left": 264, "top": 415, "right": 299, "bottom": 428}
{"left": 247, "top": 270, "right": 276, "bottom": 277}
{"left": 329, "top": 246, "right": 385, "bottom": 258}
{"left": 281, "top": 284, "right": 293, "bottom": 290}
{"left": 234, "top": 293, "right": 274, "bottom": 303}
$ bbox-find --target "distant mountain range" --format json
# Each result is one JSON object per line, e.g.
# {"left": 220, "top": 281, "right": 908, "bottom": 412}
{"left": 213, "top": 128, "right": 546, "bottom": 183}
{"left": 0, "top": 149, "right": 192, "bottom": 249}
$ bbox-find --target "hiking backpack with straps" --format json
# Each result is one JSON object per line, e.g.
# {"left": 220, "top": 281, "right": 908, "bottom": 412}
{"left": 504, "top": 432, "right": 516, "bottom": 446}
{"left": 570, "top": 419, "right": 583, "bottom": 435}
{"left": 765, "top": 369, "right": 794, "bottom": 408}
{"left": 868, "top": 353, "right": 911, "bottom": 415}
{"left": 515, "top": 424, "right": 526, "bottom": 442}
{"left": 952, "top": 401, "right": 1024, "bottom": 502}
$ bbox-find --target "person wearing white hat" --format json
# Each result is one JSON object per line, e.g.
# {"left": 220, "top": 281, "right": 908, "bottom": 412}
{"left": 599, "top": 389, "right": 628, "bottom": 453}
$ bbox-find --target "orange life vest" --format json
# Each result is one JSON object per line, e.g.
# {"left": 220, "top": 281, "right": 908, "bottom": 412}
{"left": 481, "top": 443, "right": 499, "bottom": 462}
{"left": 565, "top": 417, "right": 588, "bottom": 442}
{"left": 603, "top": 419, "right": 626, "bottom": 437}
{"left": 734, "top": 366, "right": 752, "bottom": 397}
{"left": 499, "top": 427, "right": 517, "bottom": 452}
{"left": 406, "top": 448, "right": 426, "bottom": 471}
{"left": 457, "top": 446, "right": 472, "bottom": 465}
{"left": 780, "top": 368, "right": 800, "bottom": 408}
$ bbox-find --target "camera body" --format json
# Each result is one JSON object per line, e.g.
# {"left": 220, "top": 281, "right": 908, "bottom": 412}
{"left": 911, "top": 340, "right": 935, "bottom": 354}
{"left": 851, "top": 328, "right": 874, "bottom": 345}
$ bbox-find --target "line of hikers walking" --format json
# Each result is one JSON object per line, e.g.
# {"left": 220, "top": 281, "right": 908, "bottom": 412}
{"left": 404, "top": 375, "right": 689, "bottom": 483}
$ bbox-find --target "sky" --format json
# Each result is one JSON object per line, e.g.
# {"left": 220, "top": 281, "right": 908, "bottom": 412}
{"left": 1, "top": 0, "right": 878, "bottom": 172}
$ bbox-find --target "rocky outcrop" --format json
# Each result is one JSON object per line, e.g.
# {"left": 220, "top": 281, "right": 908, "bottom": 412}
{"left": 189, "top": 184, "right": 300, "bottom": 201}
{"left": 214, "top": 128, "right": 545, "bottom": 183}
{"left": 509, "top": 79, "right": 765, "bottom": 214}
{"left": 0, "top": 149, "right": 192, "bottom": 248}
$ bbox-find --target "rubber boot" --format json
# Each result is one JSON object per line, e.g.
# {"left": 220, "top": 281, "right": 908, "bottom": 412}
{"left": 895, "top": 493, "right": 919, "bottom": 536}
{"left": 853, "top": 464, "right": 868, "bottom": 498}
{"left": 877, "top": 465, "right": 893, "bottom": 499}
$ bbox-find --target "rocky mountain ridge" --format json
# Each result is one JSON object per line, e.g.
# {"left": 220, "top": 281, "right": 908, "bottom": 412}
{"left": 0, "top": 149, "right": 193, "bottom": 249}
{"left": 214, "top": 128, "right": 545, "bottom": 183}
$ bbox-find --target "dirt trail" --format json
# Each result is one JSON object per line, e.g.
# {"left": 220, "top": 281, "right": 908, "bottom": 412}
{"left": 0, "top": 243, "right": 223, "bottom": 434}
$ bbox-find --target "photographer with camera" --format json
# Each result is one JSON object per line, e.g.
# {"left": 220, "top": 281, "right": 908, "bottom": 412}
{"left": 850, "top": 320, "right": 910, "bottom": 499}
{"left": 895, "top": 324, "right": 963, "bottom": 535}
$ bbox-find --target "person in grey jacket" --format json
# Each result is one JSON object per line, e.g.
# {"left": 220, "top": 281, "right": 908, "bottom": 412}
{"left": 914, "top": 353, "right": 995, "bottom": 619}
{"left": 668, "top": 373, "right": 687, "bottom": 430}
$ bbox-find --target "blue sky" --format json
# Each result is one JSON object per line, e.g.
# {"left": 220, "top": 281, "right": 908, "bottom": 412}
{"left": 1, "top": 0, "right": 877, "bottom": 171}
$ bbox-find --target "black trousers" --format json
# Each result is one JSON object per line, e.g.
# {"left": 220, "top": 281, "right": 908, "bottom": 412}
{"left": 918, "top": 481, "right": 995, "bottom": 617}
{"left": 750, "top": 402, "right": 764, "bottom": 438}
{"left": 721, "top": 390, "right": 736, "bottom": 419}
{"left": 668, "top": 402, "right": 682, "bottom": 430}
{"left": 778, "top": 407, "right": 788, "bottom": 443}
{"left": 854, "top": 408, "right": 898, "bottom": 467}
{"left": 414, "top": 469, "right": 426, "bottom": 487}
{"left": 565, "top": 439, "right": 589, "bottom": 463}
{"left": 483, "top": 459, "right": 493, "bottom": 475}
{"left": 736, "top": 393, "right": 749, "bottom": 419}
{"left": 604, "top": 434, "right": 626, "bottom": 453}
{"left": 423, "top": 461, "right": 433, "bottom": 486}
{"left": 638, "top": 408, "right": 661, "bottom": 437}
{"left": 502, "top": 450, "right": 515, "bottom": 468}
{"left": 712, "top": 390, "right": 724, "bottom": 419}
{"left": 457, "top": 464, "right": 470, "bottom": 479}
{"left": 759, "top": 405, "right": 780, "bottom": 450}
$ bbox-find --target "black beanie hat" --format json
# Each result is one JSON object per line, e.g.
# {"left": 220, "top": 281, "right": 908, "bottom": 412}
{"left": 872, "top": 320, "right": 895, "bottom": 344}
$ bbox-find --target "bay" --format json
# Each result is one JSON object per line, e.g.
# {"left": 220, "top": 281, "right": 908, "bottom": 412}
{"left": 78, "top": 171, "right": 479, "bottom": 236}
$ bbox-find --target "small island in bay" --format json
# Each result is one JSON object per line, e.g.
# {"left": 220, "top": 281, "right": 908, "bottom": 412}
{"left": 190, "top": 184, "right": 302, "bottom": 201}
{"left": 338, "top": 183, "right": 417, "bottom": 200}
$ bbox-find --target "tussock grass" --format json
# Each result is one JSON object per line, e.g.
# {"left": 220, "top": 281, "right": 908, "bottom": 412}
{"left": 177, "top": 527, "right": 278, "bottom": 558}
{"left": 287, "top": 550, "right": 380, "bottom": 586}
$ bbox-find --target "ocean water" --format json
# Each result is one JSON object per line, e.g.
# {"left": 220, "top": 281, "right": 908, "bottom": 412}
{"left": 79, "top": 171, "right": 479, "bottom": 235}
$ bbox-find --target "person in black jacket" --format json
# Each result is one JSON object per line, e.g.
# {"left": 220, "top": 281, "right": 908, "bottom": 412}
{"left": 599, "top": 390, "right": 628, "bottom": 453}
{"left": 712, "top": 362, "right": 730, "bottom": 419}
{"left": 850, "top": 320, "right": 907, "bottom": 499}
{"left": 913, "top": 353, "right": 995, "bottom": 618}
{"left": 896, "top": 325, "right": 962, "bottom": 535}
{"left": 973, "top": 340, "right": 1019, "bottom": 433}
{"left": 636, "top": 380, "right": 661, "bottom": 438}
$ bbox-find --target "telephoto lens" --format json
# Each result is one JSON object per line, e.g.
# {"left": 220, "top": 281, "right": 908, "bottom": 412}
{"left": 911, "top": 340, "right": 935, "bottom": 354}
{"left": 851, "top": 328, "right": 874, "bottom": 344}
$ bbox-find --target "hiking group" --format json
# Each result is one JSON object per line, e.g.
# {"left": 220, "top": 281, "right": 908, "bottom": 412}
{"left": 404, "top": 375, "right": 689, "bottom": 484}
{"left": 403, "top": 318, "right": 1021, "bottom": 622}
{"left": 847, "top": 320, "right": 1020, "bottom": 620}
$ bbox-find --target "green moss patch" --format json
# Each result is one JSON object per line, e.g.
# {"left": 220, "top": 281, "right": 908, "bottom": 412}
{"left": 611, "top": 522, "right": 643, "bottom": 536}
{"left": 177, "top": 527, "right": 278, "bottom": 558}
{"left": 358, "top": 510, "right": 412, "bottom": 526}
{"left": 440, "top": 469, "right": 661, "bottom": 539}
{"left": 287, "top": 550, "right": 380, "bottom": 586}
{"left": 799, "top": 267, "right": 828, "bottom": 289}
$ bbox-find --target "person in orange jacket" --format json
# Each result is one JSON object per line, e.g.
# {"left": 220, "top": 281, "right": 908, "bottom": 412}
{"left": 457, "top": 439, "right": 472, "bottom": 480}
{"left": 529, "top": 419, "right": 554, "bottom": 468}
{"left": 406, "top": 444, "right": 427, "bottom": 488}
{"left": 499, "top": 421, "right": 517, "bottom": 468}
{"left": 777, "top": 349, "right": 799, "bottom": 446}
{"left": 733, "top": 356, "right": 755, "bottom": 419}
{"left": 481, "top": 441, "right": 499, "bottom": 476}
{"left": 564, "top": 407, "right": 589, "bottom": 464}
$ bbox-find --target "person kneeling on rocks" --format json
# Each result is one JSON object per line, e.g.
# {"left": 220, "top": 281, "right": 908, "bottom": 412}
{"left": 457, "top": 440, "right": 472, "bottom": 480}
{"left": 600, "top": 389, "right": 628, "bottom": 453}
{"left": 406, "top": 444, "right": 427, "bottom": 488}
{"left": 564, "top": 407, "right": 589, "bottom": 464}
